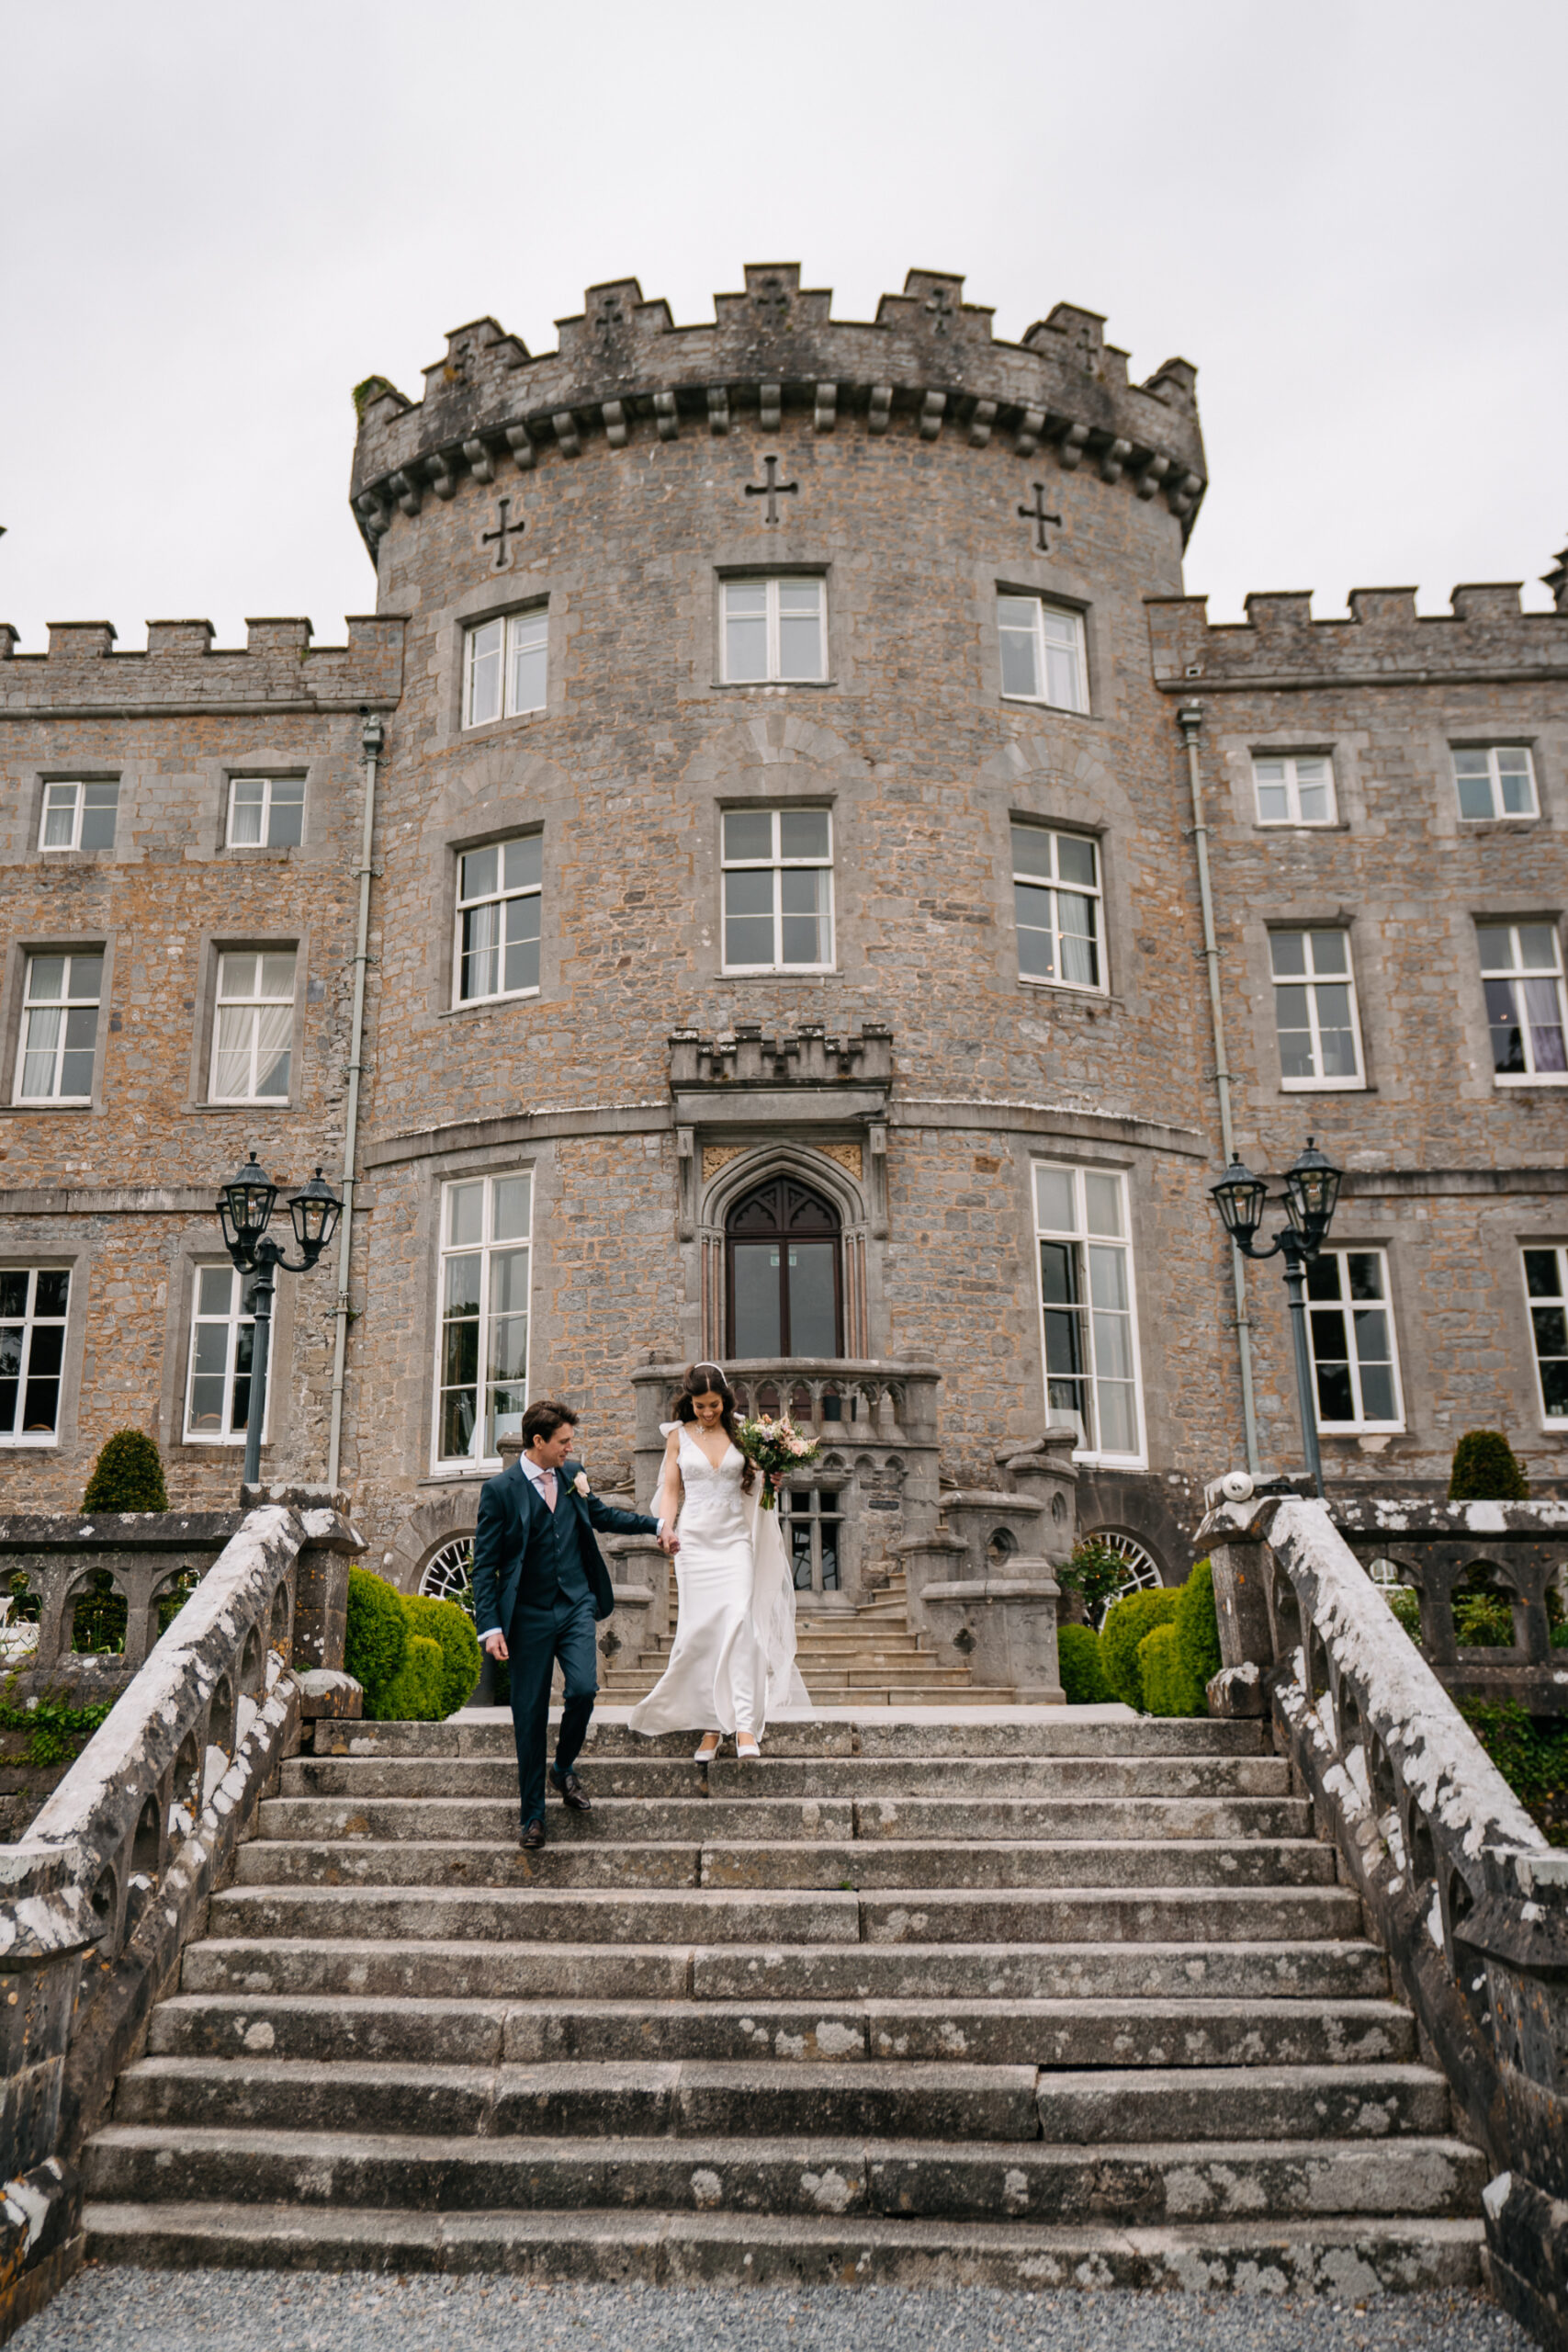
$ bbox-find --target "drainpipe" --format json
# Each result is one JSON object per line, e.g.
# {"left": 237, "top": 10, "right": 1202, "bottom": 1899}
{"left": 327, "top": 710, "right": 384, "bottom": 1493}
{"left": 1178, "top": 702, "right": 1260, "bottom": 1475}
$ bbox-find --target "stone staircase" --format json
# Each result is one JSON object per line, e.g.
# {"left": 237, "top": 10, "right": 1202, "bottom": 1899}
{"left": 80, "top": 1711, "right": 1485, "bottom": 2290}
{"left": 601, "top": 1569, "right": 1014, "bottom": 1706}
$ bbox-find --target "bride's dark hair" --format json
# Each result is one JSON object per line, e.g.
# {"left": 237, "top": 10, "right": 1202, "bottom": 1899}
{"left": 674, "top": 1362, "right": 755, "bottom": 1493}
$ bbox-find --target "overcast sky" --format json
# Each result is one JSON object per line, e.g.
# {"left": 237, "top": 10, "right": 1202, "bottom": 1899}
{"left": 3, "top": 0, "right": 1563, "bottom": 649}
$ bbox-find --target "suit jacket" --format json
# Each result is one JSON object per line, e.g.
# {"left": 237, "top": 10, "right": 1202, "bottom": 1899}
{"left": 470, "top": 1454, "right": 657, "bottom": 1634}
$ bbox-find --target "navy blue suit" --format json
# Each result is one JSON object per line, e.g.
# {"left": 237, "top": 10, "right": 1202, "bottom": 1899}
{"left": 470, "top": 1455, "right": 658, "bottom": 1827}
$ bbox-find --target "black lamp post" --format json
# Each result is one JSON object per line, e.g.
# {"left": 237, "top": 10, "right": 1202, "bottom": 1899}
{"left": 1210, "top": 1137, "right": 1343, "bottom": 1498}
{"left": 215, "top": 1154, "right": 343, "bottom": 1487}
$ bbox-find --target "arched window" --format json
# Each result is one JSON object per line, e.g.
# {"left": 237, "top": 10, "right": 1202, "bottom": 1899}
{"left": 727, "top": 1178, "right": 842, "bottom": 1358}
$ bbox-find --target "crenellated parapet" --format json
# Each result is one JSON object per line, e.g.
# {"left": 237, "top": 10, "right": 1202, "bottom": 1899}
{"left": 348, "top": 264, "right": 1208, "bottom": 551}
{"left": 1147, "top": 581, "right": 1568, "bottom": 693}
{"left": 0, "top": 616, "right": 405, "bottom": 715}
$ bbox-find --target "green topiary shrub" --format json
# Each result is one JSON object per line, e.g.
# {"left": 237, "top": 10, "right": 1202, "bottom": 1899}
{"left": 373, "top": 1633, "right": 445, "bottom": 1723}
{"left": 344, "top": 1567, "right": 408, "bottom": 1712}
{"left": 1100, "top": 1586, "right": 1179, "bottom": 1712}
{"left": 1139, "top": 1621, "right": 1206, "bottom": 1716}
{"left": 82, "top": 1430, "right": 168, "bottom": 1514}
{"left": 1057, "top": 1622, "right": 1111, "bottom": 1704}
{"left": 1449, "top": 1430, "right": 1529, "bottom": 1502}
{"left": 1172, "top": 1559, "right": 1221, "bottom": 1700}
{"left": 404, "top": 1593, "right": 482, "bottom": 1718}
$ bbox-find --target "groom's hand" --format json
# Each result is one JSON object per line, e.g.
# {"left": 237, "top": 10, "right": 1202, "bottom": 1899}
{"left": 658, "top": 1531, "right": 680, "bottom": 1556}
{"left": 482, "top": 1631, "right": 509, "bottom": 1661}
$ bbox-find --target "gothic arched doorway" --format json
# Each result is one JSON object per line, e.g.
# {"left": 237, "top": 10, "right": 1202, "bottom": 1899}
{"left": 727, "top": 1177, "right": 842, "bottom": 1357}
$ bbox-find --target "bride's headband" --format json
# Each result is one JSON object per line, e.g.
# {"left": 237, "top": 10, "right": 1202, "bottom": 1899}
{"left": 690, "top": 1363, "right": 728, "bottom": 1387}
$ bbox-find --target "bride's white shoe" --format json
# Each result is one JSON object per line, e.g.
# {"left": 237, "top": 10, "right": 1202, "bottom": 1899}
{"left": 694, "top": 1733, "right": 722, "bottom": 1763}
{"left": 737, "top": 1736, "right": 761, "bottom": 1763}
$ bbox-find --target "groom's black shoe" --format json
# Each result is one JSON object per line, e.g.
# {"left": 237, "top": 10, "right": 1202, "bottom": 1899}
{"left": 520, "top": 1818, "right": 547, "bottom": 1850}
{"left": 550, "top": 1765, "right": 592, "bottom": 1812}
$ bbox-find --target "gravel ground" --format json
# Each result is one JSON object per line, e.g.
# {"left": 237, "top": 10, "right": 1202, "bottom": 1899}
{"left": 12, "top": 2271, "right": 1532, "bottom": 2352}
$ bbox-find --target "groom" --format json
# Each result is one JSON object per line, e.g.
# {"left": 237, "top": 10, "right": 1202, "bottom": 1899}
{"left": 471, "top": 1398, "right": 676, "bottom": 1850}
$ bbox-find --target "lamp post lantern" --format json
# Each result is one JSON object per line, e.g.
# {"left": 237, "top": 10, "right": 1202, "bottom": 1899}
{"left": 1210, "top": 1137, "right": 1343, "bottom": 1498}
{"left": 214, "top": 1155, "right": 343, "bottom": 1487}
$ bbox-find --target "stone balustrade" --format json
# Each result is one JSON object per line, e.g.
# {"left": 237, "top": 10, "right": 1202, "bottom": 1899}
{"left": 0, "top": 1490, "right": 360, "bottom": 2335}
{"left": 0, "top": 1511, "right": 244, "bottom": 1695}
{"left": 1330, "top": 1497, "right": 1568, "bottom": 1716}
{"left": 899, "top": 1433, "right": 1076, "bottom": 1702}
{"left": 1201, "top": 1490, "right": 1568, "bottom": 2348}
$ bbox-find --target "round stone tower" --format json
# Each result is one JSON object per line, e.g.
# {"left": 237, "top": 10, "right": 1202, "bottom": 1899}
{"left": 344, "top": 264, "right": 1229, "bottom": 1598}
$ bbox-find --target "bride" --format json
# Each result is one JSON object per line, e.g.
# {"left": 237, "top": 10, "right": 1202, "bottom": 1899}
{"left": 627, "top": 1363, "right": 807, "bottom": 1760}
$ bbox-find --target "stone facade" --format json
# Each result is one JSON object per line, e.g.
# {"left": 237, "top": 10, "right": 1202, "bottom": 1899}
{"left": 2, "top": 266, "right": 1564, "bottom": 1602}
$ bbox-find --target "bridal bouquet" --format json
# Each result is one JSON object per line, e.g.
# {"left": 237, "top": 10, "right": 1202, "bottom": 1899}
{"left": 734, "top": 1412, "right": 820, "bottom": 1510}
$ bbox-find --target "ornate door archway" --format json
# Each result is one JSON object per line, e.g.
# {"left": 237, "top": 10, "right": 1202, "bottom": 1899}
{"left": 727, "top": 1176, "right": 842, "bottom": 1357}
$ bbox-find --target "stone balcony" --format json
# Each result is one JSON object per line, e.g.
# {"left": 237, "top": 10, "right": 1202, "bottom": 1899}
{"left": 627, "top": 1359, "right": 942, "bottom": 1604}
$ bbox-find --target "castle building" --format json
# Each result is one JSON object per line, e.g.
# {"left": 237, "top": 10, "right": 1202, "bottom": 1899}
{"left": 3, "top": 266, "right": 1565, "bottom": 1611}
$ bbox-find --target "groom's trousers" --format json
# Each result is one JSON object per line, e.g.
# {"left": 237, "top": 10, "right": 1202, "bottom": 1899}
{"left": 508, "top": 1589, "right": 599, "bottom": 1829}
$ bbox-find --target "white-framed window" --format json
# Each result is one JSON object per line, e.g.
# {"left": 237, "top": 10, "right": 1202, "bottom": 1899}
{"left": 209, "top": 952, "right": 297, "bottom": 1102}
{"left": 455, "top": 836, "right": 542, "bottom": 1005}
{"left": 464, "top": 607, "right": 547, "bottom": 728}
{"left": 721, "top": 808, "right": 833, "bottom": 972}
{"left": 998, "top": 596, "right": 1089, "bottom": 713}
{"left": 1305, "top": 1249, "right": 1404, "bottom": 1431}
{"left": 1270, "top": 929, "right": 1365, "bottom": 1088}
{"left": 39, "top": 780, "right": 118, "bottom": 853}
{"left": 1032, "top": 1161, "right": 1143, "bottom": 1464}
{"left": 1479, "top": 922, "right": 1567, "bottom": 1083}
{"left": 14, "top": 953, "right": 102, "bottom": 1104}
{"left": 0, "top": 1268, "right": 71, "bottom": 1445}
{"left": 227, "top": 775, "right": 304, "bottom": 849}
{"left": 1454, "top": 745, "right": 1537, "bottom": 822}
{"left": 721, "top": 578, "right": 827, "bottom": 684}
{"left": 184, "top": 1262, "right": 261, "bottom": 1443}
{"left": 434, "top": 1170, "right": 533, "bottom": 1466}
{"left": 1522, "top": 1247, "right": 1568, "bottom": 1426}
{"left": 1253, "top": 754, "right": 1337, "bottom": 827}
{"left": 1012, "top": 823, "right": 1103, "bottom": 991}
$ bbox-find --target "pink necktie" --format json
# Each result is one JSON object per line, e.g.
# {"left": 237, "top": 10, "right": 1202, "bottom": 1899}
{"left": 541, "top": 1469, "right": 558, "bottom": 1511}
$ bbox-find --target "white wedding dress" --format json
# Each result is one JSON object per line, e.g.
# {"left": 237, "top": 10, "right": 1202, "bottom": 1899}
{"left": 627, "top": 1425, "right": 809, "bottom": 1736}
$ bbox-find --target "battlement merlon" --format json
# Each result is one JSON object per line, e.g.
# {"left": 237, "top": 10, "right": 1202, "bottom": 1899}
{"left": 1146, "top": 582, "right": 1568, "bottom": 693}
{"left": 347, "top": 265, "right": 1208, "bottom": 552}
{"left": 0, "top": 616, "right": 406, "bottom": 716}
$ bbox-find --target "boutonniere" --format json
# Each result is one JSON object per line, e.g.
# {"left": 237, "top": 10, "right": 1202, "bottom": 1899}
{"left": 572, "top": 1472, "right": 591, "bottom": 1498}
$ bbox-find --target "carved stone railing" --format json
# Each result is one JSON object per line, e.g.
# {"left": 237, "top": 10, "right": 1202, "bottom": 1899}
{"left": 0, "top": 1491, "right": 361, "bottom": 2335}
{"left": 1331, "top": 1498, "right": 1568, "bottom": 1716}
{"left": 899, "top": 1434, "right": 1076, "bottom": 1702}
{"left": 0, "top": 1510, "right": 244, "bottom": 1696}
{"left": 1201, "top": 1491, "right": 1568, "bottom": 2350}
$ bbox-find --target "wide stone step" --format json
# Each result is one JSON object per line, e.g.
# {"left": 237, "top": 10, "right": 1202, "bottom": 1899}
{"left": 208, "top": 1885, "right": 862, "bottom": 1945}
{"left": 282, "top": 1753, "right": 1292, "bottom": 1801}
{"left": 79, "top": 2198, "right": 1485, "bottom": 2292}
{"left": 148, "top": 1992, "right": 1416, "bottom": 2068}
{"left": 115, "top": 2053, "right": 1448, "bottom": 2145}
{"left": 257, "top": 1792, "right": 1312, "bottom": 1845}
{"left": 233, "top": 1837, "right": 1335, "bottom": 1893}
{"left": 182, "top": 1935, "right": 1392, "bottom": 2005}
{"left": 329, "top": 1717, "right": 1270, "bottom": 1759}
{"left": 85, "top": 2122, "right": 1487, "bottom": 2222}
